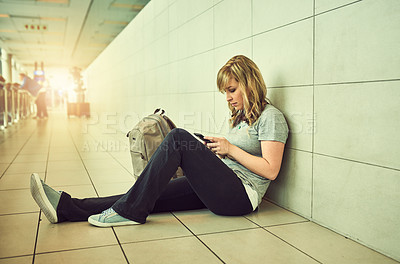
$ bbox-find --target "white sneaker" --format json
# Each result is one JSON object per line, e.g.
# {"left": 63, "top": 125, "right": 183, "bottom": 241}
{"left": 30, "top": 173, "right": 60, "bottom": 223}
{"left": 88, "top": 208, "right": 141, "bottom": 227}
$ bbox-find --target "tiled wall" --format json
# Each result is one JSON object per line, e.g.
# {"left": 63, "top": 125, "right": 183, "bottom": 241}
{"left": 85, "top": 0, "right": 400, "bottom": 261}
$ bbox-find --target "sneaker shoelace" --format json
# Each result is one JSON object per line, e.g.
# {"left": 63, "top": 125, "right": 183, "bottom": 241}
{"left": 101, "top": 208, "right": 115, "bottom": 217}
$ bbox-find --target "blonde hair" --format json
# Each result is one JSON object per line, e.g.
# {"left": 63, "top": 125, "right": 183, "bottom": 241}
{"left": 217, "top": 55, "right": 268, "bottom": 127}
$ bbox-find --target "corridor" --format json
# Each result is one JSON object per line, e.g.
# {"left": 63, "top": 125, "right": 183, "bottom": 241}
{"left": 0, "top": 112, "right": 397, "bottom": 263}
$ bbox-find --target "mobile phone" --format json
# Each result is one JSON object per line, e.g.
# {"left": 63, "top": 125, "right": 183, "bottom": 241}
{"left": 194, "top": 133, "right": 212, "bottom": 143}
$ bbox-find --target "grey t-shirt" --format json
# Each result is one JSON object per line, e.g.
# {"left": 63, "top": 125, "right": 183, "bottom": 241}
{"left": 222, "top": 104, "right": 289, "bottom": 205}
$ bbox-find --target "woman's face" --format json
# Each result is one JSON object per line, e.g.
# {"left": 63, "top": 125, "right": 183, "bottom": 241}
{"left": 225, "top": 78, "right": 243, "bottom": 110}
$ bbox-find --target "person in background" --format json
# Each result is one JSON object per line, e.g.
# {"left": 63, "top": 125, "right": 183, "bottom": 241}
{"left": 30, "top": 55, "right": 289, "bottom": 227}
{"left": 19, "top": 73, "right": 48, "bottom": 119}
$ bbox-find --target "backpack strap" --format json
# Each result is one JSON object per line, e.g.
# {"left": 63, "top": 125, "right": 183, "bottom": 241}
{"left": 162, "top": 115, "right": 176, "bottom": 130}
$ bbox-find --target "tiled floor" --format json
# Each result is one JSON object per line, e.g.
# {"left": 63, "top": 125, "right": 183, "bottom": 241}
{"left": 0, "top": 111, "right": 398, "bottom": 264}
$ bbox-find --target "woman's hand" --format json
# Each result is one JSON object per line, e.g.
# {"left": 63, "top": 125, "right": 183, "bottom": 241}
{"left": 204, "top": 136, "right": 231, "bottom": 158}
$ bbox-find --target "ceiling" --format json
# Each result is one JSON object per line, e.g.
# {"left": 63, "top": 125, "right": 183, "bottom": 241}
{"left": 0, "top": 0, "right": 150, "bottom": 74}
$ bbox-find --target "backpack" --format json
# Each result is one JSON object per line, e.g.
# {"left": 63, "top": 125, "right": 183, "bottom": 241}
{"left": 127, "top": 108, "right": 184, "bottom": 180}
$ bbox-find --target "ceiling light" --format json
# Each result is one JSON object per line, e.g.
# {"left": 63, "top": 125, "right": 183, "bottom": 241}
{"left": 37, "top": 0, "right": 69, "bottom": 4}
{"left": 110, "top": 3, "right": 144, "bottom": 11}
{"left": 104, "top": 20, "right": 129, "bottom": 25}
{"left": 41, "top": 17, "right": 66, "bottom": 22}
{"left": 0, "top": 29, "right": 17, "bottom": 33}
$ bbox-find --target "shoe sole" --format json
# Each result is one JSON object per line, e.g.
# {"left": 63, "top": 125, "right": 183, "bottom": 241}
{"left": 88, "top": 216, "right": 141, "bottom": 228}
{"left": 30, "top": 173, "right": 58, "bottom": 223}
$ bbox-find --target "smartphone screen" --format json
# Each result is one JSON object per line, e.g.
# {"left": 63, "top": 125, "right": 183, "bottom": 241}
{"left": 194, "top": 133, "right": 212, "bottom": 143}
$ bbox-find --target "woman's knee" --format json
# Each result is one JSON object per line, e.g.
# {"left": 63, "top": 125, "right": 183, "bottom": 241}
{"left": 168, "top": 128, "right": 193, "bottom": 141}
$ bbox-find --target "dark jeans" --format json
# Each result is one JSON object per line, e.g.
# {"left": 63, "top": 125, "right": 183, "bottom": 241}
{"left": 35, "top": 92, "right": 48, "bottom": 118}
{"left": 57, "top": 128, "right": 253, "bottom": 223}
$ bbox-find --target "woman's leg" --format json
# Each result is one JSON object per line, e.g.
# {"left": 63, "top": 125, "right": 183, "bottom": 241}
{"left": 56, "top": 176, "right": 206, "bottom": 222}
{"left": 112, "top": 128, "right": 252, "bottom": 224}
{"left": 57, "top": 193, "right": 123, "bottom": 222}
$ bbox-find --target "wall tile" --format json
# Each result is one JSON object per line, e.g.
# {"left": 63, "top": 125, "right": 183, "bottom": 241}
{"left": 171, "top": 0, "right": 214, "bottom": 29}
{"left": 313, "top": 154, "right": 400, "bottom": 260}
{"left": 154, "top": 35, "right": 169, "bottom": 68}
{"left": 154, "top": 8, "right": 169, "bottom": 40}
{"left": 254, "top": 19, "right": 313, "bottom": 87}
{"left": 175, "top": 92, "right": 215, "bottom": 131}
{"left": 176, "top": 51, "right": 215, "bottom": 93}
{"left": 315, "top": 0, "right": 400, "bottom": 84}
{"left": 214, "top": 0, "right": 252, "bottom": 47}
{"left": 266, "top": 149, "right": 312, "bottom": 219}
{"left": 168, "top": 28, "right": 179, "bottom": 62}
{"left": 253, "top": 0, "right": 313, "bottom": 34}
{"left": 315, "top": 0, "right": 359, "bottom": 14}
{"left": 214, "top": 38, "right": 253, "bottom": 74}
{"left": 154, "top": 0, "right": 169, "bottom": 17}
{"left": 176, "top": 9, "right": 214, "bottom": 59}
{"left": 213, "top": 91, "right": 230, "bottom": 135}
{"left": 268, "top": 86, "right": 313, "bottom": 152}
{"left": 314, "top": 81, "right": 400, "bottom": 169}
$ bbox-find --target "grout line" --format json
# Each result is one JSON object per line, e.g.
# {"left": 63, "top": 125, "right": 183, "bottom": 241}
{"left": 31, "top": 211, "right": 42, "bottom": 264}
{"left": 33, "top": 117, "right": 53, "bottom": 263}
{"left": 195, "top": 226, "right": 262, "bottom": 237}
{"left": 119, "top": 234, "right": 194, "bottom": 245}
{"left": 314, "top": 0, "right": 363, "bottom": 17}
{"left": 171, "top": 212, "right": 226, "bottom": 264}
{"left": 32, "top": 243, "right": 121, "bottom": 256}
{"left": 0, "top": 211, "right": 40, "bottom": 217}
{"left": 311, "top": 0, "right": 316, "bottom": 221}
{"left": 260, "top": 227, "right": 323, "bottom": 264}
{"left": 67, "top": 124, "right": 100, "bottom": 197}
{"left": 285, "top": 148, "right": 400, "bottom": 172}
{"left": 313, "top": 152, "right": 400, "bottom": 172}
{"left": 111, "top": 227, "right": 130, "bottom": 264}
{"left": 0, "top": 254, "right": 33, "bottom": 261}
{"left": 0, "top": 123, "right": 37, "bottom": 180}
{"left": 314, "top": 78, "right": 400, "bottom": 87}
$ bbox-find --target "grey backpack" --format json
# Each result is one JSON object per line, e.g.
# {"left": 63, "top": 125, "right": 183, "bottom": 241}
{"left": 127, "top": 109, "right": 184, "bottom": 180}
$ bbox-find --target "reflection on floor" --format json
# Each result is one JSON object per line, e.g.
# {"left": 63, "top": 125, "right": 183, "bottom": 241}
{"left": 0, "top": 111, "right": 398, "bottom": 263}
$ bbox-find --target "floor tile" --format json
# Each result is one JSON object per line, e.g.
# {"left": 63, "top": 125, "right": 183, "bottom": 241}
{"left": 114, "top": 212, "right": 192, "bottom": 243}
{"left": 0, "top": 163, "right": 9, "bottom": 175}
{"left": 123, "top": 236, "right": 221, "bottom": 264}
{"left": 199, "top": 228, "right": 319, "bottom": 264}
{"left": 45, "top": 170, "right": 92, "bottom": 186}
{"left": 6, "top": 162, "right": 46, "bottom": 174}
{"left": 19, "top": 148, "right": 49, "bottom": 155}
{"left": 13, "top": 154, "right": 48, "bottom": 163}
{"left": 0, "top": 255, "right": 33, "bottom": 264}
{"left": 0, "top": 213, "right": 38, "bottom": 258}
{"left": 36, "top": 221, "right": 118, "bottom": 253}
{"left": 0, "top": 189, "right": 39, "bottom": 214}
{"left": 46, "top": 160, "right": 85, "bottom": 172}
{"left": 0, "top": 155, "right": 16, "bottom": 164}
{"left": 0, "top": 173, "right": 31, "bottom": 190}
{"left": 266, "top": 222, "right": 399, "bottom": 264}
{"left": 34, "top": 245, "right": 127, "bottom": 264}
{"left": 245, "top": 200, "right": 308, "bottom": 226}
{"left": 48, "top": 152, "right": 81, "bottom": 161}
{"left": 83, "top": 159, "right": 124, "bottom": 171}
{"left": 174, "top": 209, "right": 258, "bottom": 235}
{"left": 79, "top": 151, "right": 114, "bottom": 160}
{"left": 95, "top": 182, "right": 134, "bottom": 196}
{"left": 89, "top": 168, "right": 135, "bottom": 185}
{"left": 48, "top": 146, "right": 77, "bottom": 153}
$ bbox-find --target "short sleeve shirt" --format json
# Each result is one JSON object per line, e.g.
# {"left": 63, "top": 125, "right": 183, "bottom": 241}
{"left": 222, "top": 104, "right": 289, "bottom": 206}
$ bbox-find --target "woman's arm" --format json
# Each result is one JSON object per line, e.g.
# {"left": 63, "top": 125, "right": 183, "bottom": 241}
{"left": 205, "top": 137, "right": 285, "bottom": 181}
